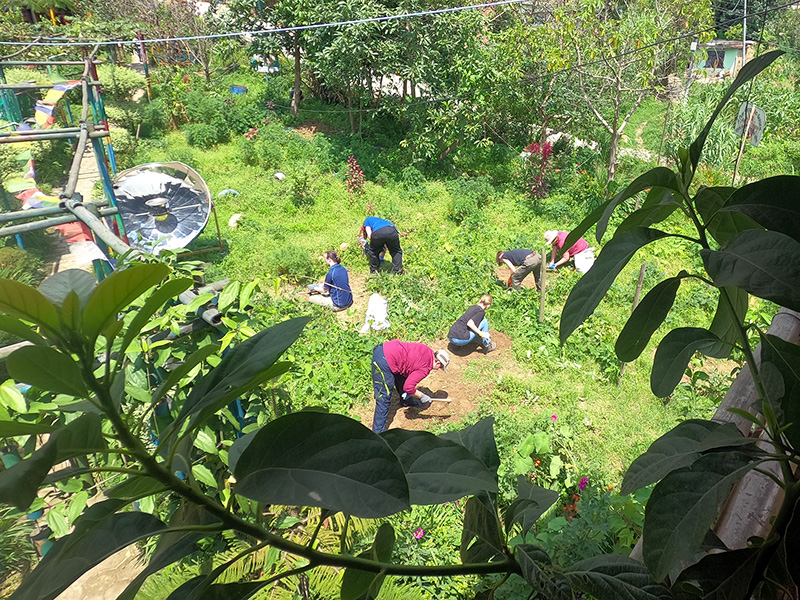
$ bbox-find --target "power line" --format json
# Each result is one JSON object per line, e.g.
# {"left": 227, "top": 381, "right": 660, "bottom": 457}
{"left": 0, "top": 0, "right": 536, "bottom": 47}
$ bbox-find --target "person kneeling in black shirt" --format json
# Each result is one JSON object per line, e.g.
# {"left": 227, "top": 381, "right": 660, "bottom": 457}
{"left": 448, "top": 295, "right": 496, "bottom": 354}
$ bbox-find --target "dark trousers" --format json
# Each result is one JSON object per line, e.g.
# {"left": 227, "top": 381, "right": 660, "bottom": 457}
{"left": 371, "top": 344, "right": 422, "bottom": 432}
{"left": 369, "top": 226, "right": 403, "bottom": 274}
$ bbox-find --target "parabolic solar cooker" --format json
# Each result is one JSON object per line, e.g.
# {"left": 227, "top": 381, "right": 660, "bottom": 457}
{"left": 112, "top": 162, "right": 212, "bottom": 254}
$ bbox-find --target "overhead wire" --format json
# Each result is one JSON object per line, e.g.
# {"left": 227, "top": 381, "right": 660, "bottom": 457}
{"left": 0, "top": 0, "right": 539, "bottom": 46}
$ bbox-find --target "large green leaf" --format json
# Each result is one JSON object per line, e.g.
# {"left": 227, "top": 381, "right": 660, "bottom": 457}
{"left": 560, "top": 228, "right": 671, "bottom": 344}
{"left": 564, "top": 555, "right": 670, "bottom": 600}
{"left": 597, "top": 168, "right": 682, "bottom": 240}
{"left": 720, "top": 175, "right": 800, "bottom": 244}
{"left": 701, "top": 230, "right": 800, "bottom": 312}
{"left": 760, "top": 332, "right": 800, "bottom": 450}
{"left": 615, "top": 273, "right": 686, "bottom": 362}
{"left": 0, "top": 315, "right": 47, "bottom": 347}
{"left": 83, "top": 263, "right": 170, "bottom": 341}
{"left": 696, "top": 186, "right": 757, "bottom": 246}
{"left": 642, "top": 451, "right": 760, "bottom": 581}
{"left": 440, "top": 416, "right": 500, "bottom": 477}
{"left": 0, "top": 279, "right": 60, "bottom": 336}
{"left": 559, "top": 196, "right": 614, "bottom": 256}
{"left": 516, "top": 544, "right": 571, "bottom": 600}
{"left": 118, "top": 277, "right": 194, "bottom": 357}
{"left": 170, "top": 317, "right": 310, "bottom": 434}
{"left": 38, "top": 269, "right": 96, "bottom": 309}
{"left": 622, "top": 420, "right": 753, "bottom": 495}
{"left": 7, "top": 346, "right": 89, "bottom": 398}
{"left": 0, "top": 414, "right": 104, "bottom": 510}
{"left": 706, "top": 287, "right": 748, "bottom": 359}
{"left": 52, "top": 413, "right": 106, "bottom": 461}
{"left": 341, "top": 523, "right": 395, "bottom": 600}
{"left": 105, "top": 475, "right": 168, "bottom": 500}
{"left": 233, "top": 412, "right": 409, "bottom": 518}
{"left": 615, "top": 188, "right": 679, "bottom": 235}
{"left": 10, "top": 510, "right": 166, "bottom": 600}
{"left": 151, "top": 343, "right": 219, "bottom": 406}
{"left": 117, "top": 503, "right": 221, "bottom": 600}
{"left": 0, "top": 420, "right": 54, "bottom": 436}
{"left": 165, "top": 579, "right": 265, "bottom": 600}
{"left": 504, "top": 476, "right": 559, "bottom": 535}
{"left": 759, "top": 494, "right": 799, "bottom": 598}
{"left": 689, "top": 50, "right": 784, "bottom": 170}
{"left": 651, "top": 328, "right": 722, "bottom": 398}
{"left": 0, "top": 441, "right": 57, "bottom": 511}
{"left": 671, "top": 547, "right": 761, "bottom": 600}
{"left": 381, "top": 429, "right": 497, "bottom": 504}
{"left": 460, "top": 493, "right": 505, "bottom": 564}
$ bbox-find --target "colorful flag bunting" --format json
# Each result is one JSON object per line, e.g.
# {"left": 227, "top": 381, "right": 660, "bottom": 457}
{"left": 42, "top": 80, "right": 80, "bottom": 104}
{"left": 34, "top": 101, "right": 56, "bottom": 129}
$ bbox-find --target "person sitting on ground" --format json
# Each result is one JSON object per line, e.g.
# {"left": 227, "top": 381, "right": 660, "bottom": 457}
{"left": 307, "top": 250, "right": 353, "bottom": 311}
{"left": 496, "top": 249, "right": 542, "bottom": 290}
{"left": 448, "top": 294, "right": 496, "bottom": 354}
{"left": 359, "top": 216, "right": 403, "bottom": 274}
{"left": 544, "top": 230, "right": 593, "bottom": 272}
{"left": 371, "top": 340, "right": 450, "bottom": 433}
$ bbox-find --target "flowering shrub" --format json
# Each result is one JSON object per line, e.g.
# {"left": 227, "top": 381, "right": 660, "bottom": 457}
{"left": 243, "top": 127, "right": 258, "bottom": 141}
{"left": 516, "top": 141, "right": 553, "bottom": 201}
{"left": 345, "top": 155, "right": 366, "bottom": 195}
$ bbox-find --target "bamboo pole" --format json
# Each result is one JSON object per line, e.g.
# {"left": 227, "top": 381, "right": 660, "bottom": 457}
{"left": 539, "top": 246, "right": 546, "bottom": 323}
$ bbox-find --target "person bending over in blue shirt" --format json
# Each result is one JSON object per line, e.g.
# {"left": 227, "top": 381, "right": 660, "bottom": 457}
{"left": 359, "top": 216, "right": 403, "bottom": 274}
{"left": 308, "top": 250, "right": 353, "bottom": 311}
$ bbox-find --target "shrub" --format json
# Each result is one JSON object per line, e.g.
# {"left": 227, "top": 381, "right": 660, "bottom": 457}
{"left": 0, "top": 246, "right": 44, "bottom": 286}
{"left": 396, "top": 166, "right": 425, "bottom": 194}
{"left": 109, "top": 127, "right": 136, "bottom": 170}
{"left": 105, "top": 101, "right": 144, "bottom": 134}
{"left": 264, "top": 244, "right": 315, "bottom": 280}
{"left": 445, "top": 175, "right": 494, "bottom": 224}
{"left": 140, "top": 102, "right": 169, "bottom": 138}
{"left": 96, "top": 64, "right": 145, "bottom": 102}
{"left": 183, "top": 123, "right": 224, "bottom": 149}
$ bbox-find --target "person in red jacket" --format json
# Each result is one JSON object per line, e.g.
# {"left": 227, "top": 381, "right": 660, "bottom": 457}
{"left": 371, "top": 340, "right": 450, "bottom": 433}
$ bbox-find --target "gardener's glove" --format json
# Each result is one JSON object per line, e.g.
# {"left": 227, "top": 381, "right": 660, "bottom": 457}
{"left": 419, "top": 393, "right": 432, "bottom": 404}
{"left": 507, "top": 276, "right": 513, "bottom": 288}
{"left": 547, "top": 263, "right": 557, "bottom": 270}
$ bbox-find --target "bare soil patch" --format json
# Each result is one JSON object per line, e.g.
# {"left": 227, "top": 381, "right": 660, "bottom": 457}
{"left": 349, "top": 330, "right": 515, "bottom": 431}
{"left": 293, "top": 120, "right": 337, "bottom": 139}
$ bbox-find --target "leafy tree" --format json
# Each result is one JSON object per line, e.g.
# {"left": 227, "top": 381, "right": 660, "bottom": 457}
{"left": 545, "top": 0, "right": 713, "bottom": 187}
{"left": 561, "top": 49, "right": 800, "bottom": 595}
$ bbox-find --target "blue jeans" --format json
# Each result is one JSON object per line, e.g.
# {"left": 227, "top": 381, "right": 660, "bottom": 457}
{"left": 448, "top": 319, "right": 490, "bottom": 346}
{"left": 371, "top": 344, "right": 423, "bottom": 432}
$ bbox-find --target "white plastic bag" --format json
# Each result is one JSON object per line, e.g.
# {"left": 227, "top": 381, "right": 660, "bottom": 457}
{"left": 574, "top": 248, "right": 595, "bottom": 274}
{"left": 359, "top": 293, "right": 390, "bottom": 334}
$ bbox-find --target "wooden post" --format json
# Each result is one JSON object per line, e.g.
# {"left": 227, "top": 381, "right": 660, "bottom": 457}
{"left": 539, "top": 246, "right": 547, "bottom": 323}
{"left": 619, "top": 263, "right": 647, "bottom": 380}
{"left": 732, "top": 104, "right": 756, "bottom": 186}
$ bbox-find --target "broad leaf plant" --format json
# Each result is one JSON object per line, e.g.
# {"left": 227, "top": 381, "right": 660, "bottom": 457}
{"left": 0, "top": 50, "right": 796, "bottom": 600}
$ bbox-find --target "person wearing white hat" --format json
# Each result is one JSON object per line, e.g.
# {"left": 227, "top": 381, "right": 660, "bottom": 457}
{"left": 544, "top": 230, "right": 593, "bottom": 272}
{"left": 371, "top": 340, "right": 450, "bottom": 432}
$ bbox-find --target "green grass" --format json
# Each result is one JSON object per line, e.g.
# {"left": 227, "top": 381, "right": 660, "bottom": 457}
{"left": 622, "top": 95, "right": 670, "bottom": 156}
{"left": 133, "top": 129, "right": 749, "bottom": 495}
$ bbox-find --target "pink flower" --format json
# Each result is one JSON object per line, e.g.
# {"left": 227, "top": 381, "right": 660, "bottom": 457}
{"left": 579, "top": 477, "right": 589, "bottom": 491}
{"left": 550, "top": 414, "right": 558, "bottom": 422}
{"left": 414, "top": 528, "right": 424, "bottom": 539}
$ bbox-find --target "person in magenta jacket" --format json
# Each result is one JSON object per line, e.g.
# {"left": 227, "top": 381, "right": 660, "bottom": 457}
{"left": 371, "top": 340, "right": 450, "bottom": 432}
